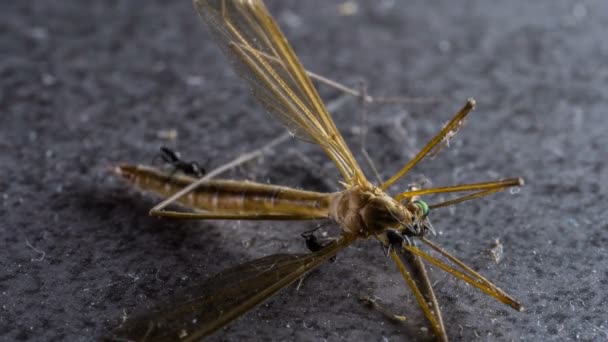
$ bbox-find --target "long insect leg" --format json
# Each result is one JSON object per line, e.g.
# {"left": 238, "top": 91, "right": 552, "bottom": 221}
{"left": 402, "top": 249, "right": 447, "bottom": 341}
{"left": 357, "top": 80, "right": 384, "bottom": 185}
{"left": 389, "top": 249, "right": 448, "bottom": 342}
{"left": 378, "top": 234, "right": 447, "bottom": 341}
{"left": 306, "top": 70, "right": 441, "bottom": 105}
{"left": 232, "top": 34, "right": 440, "bottom": 106}
{"left": 381, "top": 99, "right": 476, "bottom": 190}
{"left": 395, "top": 177, "right": 524, "bottom": 202}
{"left": 404, "top": 241, "right": 523, "bottom": 311}
{"left": 429, "top": 188, "right": 502, "bottom": 210}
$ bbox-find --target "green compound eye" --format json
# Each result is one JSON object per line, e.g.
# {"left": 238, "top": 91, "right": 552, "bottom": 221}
{"left": 413, "top": 200, "right": 429, "bottom": 217}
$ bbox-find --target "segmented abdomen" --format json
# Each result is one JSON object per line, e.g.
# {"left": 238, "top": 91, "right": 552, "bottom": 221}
{"left": 117, "top": 164, "right": 332, "bottom": 218}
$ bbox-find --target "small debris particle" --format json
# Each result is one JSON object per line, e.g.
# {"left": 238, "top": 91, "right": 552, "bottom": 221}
{"left": 338, "top": 1, "right": 358, "bottom": 16}
{"left": 490, "top": 239, "right": 503, "bottom": 264}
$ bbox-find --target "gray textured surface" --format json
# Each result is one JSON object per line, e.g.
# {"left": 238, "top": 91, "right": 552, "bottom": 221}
{"left": 2, "top": 1, "right": 607, "bottom": 341}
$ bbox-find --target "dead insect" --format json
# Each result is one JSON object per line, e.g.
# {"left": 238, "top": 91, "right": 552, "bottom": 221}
{"left": 109, "top": 1, "right": 524, "bottom": 341}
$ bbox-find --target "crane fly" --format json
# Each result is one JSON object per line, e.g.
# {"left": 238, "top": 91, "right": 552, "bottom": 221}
{"left": 109, "top": 0, "right": 524, "bottom": 341}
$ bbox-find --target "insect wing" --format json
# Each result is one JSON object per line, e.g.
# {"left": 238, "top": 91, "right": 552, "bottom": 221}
{"left": 193, "top": 0, "right": 366, "bottom": 185}
{"left": 109, "top": 236, "right": 354, "bottom": 341}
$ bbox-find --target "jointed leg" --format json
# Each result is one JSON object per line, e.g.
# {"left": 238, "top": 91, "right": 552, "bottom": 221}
{"left": 395, "top": 178, "right": 524, "bottom": 202}
{"left": 406, "top": 240, "right": 523, "bottom": 311}
{"left": 307, "top": 70, "right": 441, "bottom": 105}
{"left": 381, "top": 99, "right": 476, "bottom": 190}
{"left": 357, "top": 80, "right": 384, "bottom": 185}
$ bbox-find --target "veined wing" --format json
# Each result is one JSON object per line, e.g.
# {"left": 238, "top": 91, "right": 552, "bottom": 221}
{"left": 108, "top": 235, "right": 355, "bottom": 341}
{"left": 193, "top": 0, "right": 366, "bottom": 186}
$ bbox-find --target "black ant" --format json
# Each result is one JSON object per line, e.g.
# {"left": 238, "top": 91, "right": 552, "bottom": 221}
{"left": 157, "top": 147, "right": 206, "bottom": 178}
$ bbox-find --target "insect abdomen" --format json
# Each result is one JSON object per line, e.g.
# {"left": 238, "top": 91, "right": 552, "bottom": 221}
{"left": 116, "top": 165, "right": 332, "bottom": 218}
{"left": 186, "top": 180, "right": 331, "bottom": 217}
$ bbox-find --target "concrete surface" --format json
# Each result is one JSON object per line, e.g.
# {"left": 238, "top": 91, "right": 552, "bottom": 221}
{"left": 2, "top": 0, "right": 607, "bottom": 341}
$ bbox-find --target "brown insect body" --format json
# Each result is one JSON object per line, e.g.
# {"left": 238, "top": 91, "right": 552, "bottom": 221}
{"left": 118, "top": 165, "right": 331, "bottom": 219}
{"left": 119, "top": 165, "right": 417, "bottom": 239}
{"left": 329, "top": 185, "right": 415, "bottom": 237}
{"left": 109, "top": 1, "right": 525, "bottom": 340}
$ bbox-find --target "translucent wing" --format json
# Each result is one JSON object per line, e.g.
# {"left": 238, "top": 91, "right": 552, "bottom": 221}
{"left": 193, "top": 0, "right": 366, "bottom": 186}
{"left": 108, "top": 235, "right": 355, "bottom": 341}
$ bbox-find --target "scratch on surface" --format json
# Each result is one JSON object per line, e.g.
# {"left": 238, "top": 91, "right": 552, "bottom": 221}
{"left": 25, "top": 238, "right": 45, "bottom": 262}
{"left": 584, "top": 320, "right": 608, "bottom": 338}
{"left": 127, "top": 273, "right": 140, "bottom": 281}
{"left": 83, "top": 281, "right": 121, "bottom": 292}
{"left": 296, "top": 277, "right": 305, "bottom": 291}
{"left": 569, "top": 299, "right": 586, "bottom": 311}
{"left": 121, "top": 309, "right": 128, "bottom": 323}
{"left": 83, "top": 272, "right": 144, "bottom": 292}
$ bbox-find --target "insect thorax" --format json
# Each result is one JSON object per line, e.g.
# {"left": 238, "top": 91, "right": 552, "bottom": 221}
{"left": 329, "top": 187, "right": 414, "bottom": 238}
